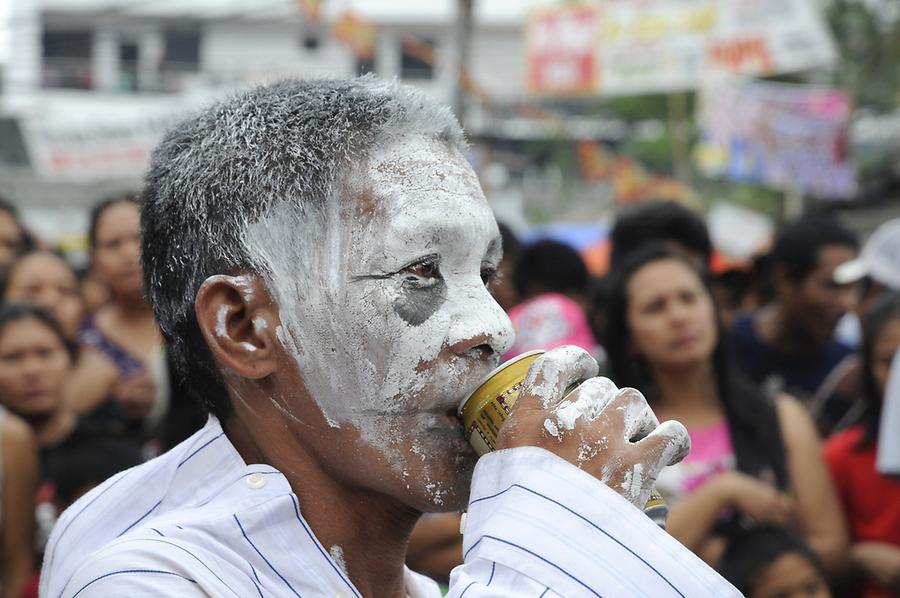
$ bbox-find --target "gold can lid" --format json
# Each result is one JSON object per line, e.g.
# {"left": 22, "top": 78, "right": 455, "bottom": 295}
{"left": 457, "top": 350, "right": 545, "bottom": 416}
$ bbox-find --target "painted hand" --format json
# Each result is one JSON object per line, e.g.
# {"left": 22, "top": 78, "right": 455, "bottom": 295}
{"left": 495, "top": 345, "right": 691, "bottom": 507}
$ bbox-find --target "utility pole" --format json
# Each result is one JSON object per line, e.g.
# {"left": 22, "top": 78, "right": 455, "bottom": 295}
{"left": 452, "top": 0, "right": 474, "bottom": 127}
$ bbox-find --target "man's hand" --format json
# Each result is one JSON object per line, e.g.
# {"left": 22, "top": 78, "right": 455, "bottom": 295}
{"left": 495, "top": 346, "right": 690, "bottom": 507}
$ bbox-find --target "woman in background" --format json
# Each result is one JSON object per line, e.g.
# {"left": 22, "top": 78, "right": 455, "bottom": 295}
{"left": 65, "top": 196, "right": 167, "bottom": 427}
{"left": 824, "top": 292, "right": 900, "bottom": 597}
{"left": 0, "top": 409, "right": 37, "bottom": 598}
{"left": 605, "top": 244, "right": 846, "bottom": 571}
{"left": 2, "top": 251, "right": 85, "bottom": 342}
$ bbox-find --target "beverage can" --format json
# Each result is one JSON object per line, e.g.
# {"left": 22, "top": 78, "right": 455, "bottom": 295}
{"left": 458, "top": 350, "right": 669, "bottom": 528}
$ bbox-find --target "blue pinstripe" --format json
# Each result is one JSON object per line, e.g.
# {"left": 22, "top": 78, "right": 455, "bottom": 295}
{"left": 468, "top": 483, "right": 685, "bottom": 596}
{"left": 288, "top": 494, "right": 362, "bottom": 598}
{"left": 117, "top": 499, "right": 163, "bottom": 537}
{"left": 138, "top": 538, "right": 244, "bottom": 597}
{"left": 467, "top": 535, "right": 603, "bottom": 598}
{"left": 177, "top": 432, "right": 225, "bottom": 468}
{"left": 234, "top": 514, "right": 303, "bottom": 598}
{"left": 71, "top": 569, "right": 196, "bottom": 597}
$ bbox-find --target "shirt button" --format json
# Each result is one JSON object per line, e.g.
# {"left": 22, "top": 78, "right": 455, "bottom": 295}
{"left": 246, "top": 473, "right": 267, "bottom": 489}
{"left": 459, "top": 512, "right": 467, "bottom": 534}
{"left": 335, "top": 593, "right": 347, "bottom": 598}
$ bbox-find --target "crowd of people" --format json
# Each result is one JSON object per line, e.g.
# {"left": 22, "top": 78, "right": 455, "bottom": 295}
{"left": 0, "top": 186, "right": 897, "bottom": 597}
{"left": 0, "top": 196, "right": 204, "bottom": 598}
{"left": 408, "top": 202, "right": 900, "bottom": 597}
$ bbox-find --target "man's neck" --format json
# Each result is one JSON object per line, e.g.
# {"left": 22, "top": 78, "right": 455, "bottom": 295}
{"left": 756, "top": 304, "right": 821, "bottom": 356}
{"left": 224, "top": 399, "right": 418, "bottom": 598}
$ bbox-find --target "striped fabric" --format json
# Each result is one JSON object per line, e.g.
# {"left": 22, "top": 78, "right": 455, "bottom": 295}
{"left": 42, "top": 418, "right": 739, "bottom": 597}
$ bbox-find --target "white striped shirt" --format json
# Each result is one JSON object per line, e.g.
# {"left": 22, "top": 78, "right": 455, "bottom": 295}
{"left": 41, "top": 417, "right": 739, "bottom": 597}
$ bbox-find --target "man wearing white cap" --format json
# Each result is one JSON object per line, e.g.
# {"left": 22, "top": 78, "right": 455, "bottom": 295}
{"left": 832, "top": 219, "right": 900, "bottom": 475}
{"left": 834, "top": 218, "right": 900, "bottom": 309}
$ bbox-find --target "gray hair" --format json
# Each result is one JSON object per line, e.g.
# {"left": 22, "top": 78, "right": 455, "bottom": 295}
{"left": 140, "top": 76, "right": 465, "bottom": 420}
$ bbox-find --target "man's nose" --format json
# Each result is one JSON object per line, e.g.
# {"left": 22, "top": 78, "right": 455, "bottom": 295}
{"left": 834, "top": 284, "right": 856, "bottom": 313}
{"left": 447, "top": 284, "right": 514, "bottom": 359}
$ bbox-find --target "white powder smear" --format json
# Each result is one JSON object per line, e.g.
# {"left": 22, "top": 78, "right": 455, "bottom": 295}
{"left": 242, "top": 342, "right": 257, "bottom": 353}
{"left": 215, "top": 304, "right": 228, "bottom": 337}
{"left": 543, "top": 418, "right": 559, "bottom": 438}
{"left": 233, "top": 274, "right": 255, "bottom": 301}
{"left": 252, "top": 316, "right": 268, "bottom": 332}
{"left": 621, "top": 463, "right": 645, "bottom": 504}
{"left": 524, "top": 346, "right": 597, "bottom": 408}
{"left": 329, "top": 545, "right": 348, "bottom": 576}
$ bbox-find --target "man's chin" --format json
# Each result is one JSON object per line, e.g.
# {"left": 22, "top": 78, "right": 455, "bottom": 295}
{"left": 407, "top": 463, "right": 475, "bottom": 513}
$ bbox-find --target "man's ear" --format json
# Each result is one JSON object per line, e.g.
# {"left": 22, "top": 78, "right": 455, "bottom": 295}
{"left": 195, "top": 274, "right": 280, "bottom": 380}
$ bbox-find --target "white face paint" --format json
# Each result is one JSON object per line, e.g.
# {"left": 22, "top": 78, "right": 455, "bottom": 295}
{"left": 245, "top": 136, "right": 514, "bottom": 509}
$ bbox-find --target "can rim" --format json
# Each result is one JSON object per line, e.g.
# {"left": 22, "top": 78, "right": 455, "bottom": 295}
{"left": 456, "top": 349, "right": 546, "bottom": 415}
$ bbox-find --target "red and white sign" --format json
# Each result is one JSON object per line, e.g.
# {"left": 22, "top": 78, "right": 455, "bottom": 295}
{"left": 525, "top": 0, "right": 836, "bottom": 97}
{"left": 525, "top": 5, "right": 598, "bottom": 96}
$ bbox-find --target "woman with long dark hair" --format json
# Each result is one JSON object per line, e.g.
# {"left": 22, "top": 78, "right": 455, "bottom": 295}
{"left": 824, "top": 292, "right": 900, "bottom": 597}
{"left": 65, "top": 196, "right": 167, "bottom": 426}
{"left": 605, "top": 244, "right": 846, "bottom": 570}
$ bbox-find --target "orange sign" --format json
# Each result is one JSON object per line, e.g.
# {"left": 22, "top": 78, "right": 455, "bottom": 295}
{"left": 332, "top": 12, "right": 376, "bottom": 60}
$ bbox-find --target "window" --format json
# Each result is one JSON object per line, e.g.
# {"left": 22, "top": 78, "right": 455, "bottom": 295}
{"left": 400, "top": 36, "right": 435, "bottom": 80}
{"left": 118, "top": 41, "right": 139, "bottom": 91}
{"left": 42, "top": 30, "right": 93, "bottom": 89}
{"left": 302, "top": 34, "right": 321, "bottom": 51}
{"left": 163, "top": 27, "right": 200, "bottom": 71}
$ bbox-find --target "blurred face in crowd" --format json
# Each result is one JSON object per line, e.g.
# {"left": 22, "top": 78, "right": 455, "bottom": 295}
{"left": 80, "top": 269, "right": 111, "bottom": 314}
{"left": 250, "top": 136, "right": 513, "bottom": 512}
{"left": 871, "top": 317, "right": 900, "bottom": 399}
{"left": 626, "top": 257, "right": 718, "bottom": 372}
{"left": 92, "top": 201, "right": 143, "bottom": 302}
{"left": 0, "top": 209, "right": 24, "bottom": 270}
{"left": 0, "top": 317, "right": 71, "bottom": 419}
{"left": 490, "top": 255, "right": 518, "bottom": 312}
{"left": 749, "top": 552, "right": 830, "bottom": 598}
{"left": 781, "top": 245, "right": 857, "bottom": 344}
{"left": 4, "top": 252, "right": 85, "bottom": 340}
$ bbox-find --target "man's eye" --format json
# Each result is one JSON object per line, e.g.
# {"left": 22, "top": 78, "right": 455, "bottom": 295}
{"left": 402, "top": 259, "right": 441, "bottom": 284}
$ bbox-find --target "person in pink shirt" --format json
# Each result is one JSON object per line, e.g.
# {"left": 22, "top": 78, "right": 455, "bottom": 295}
{"left": 504, "top": 240, "right": 598, "bottom": 359}
{"left": 604, "top": 243, "right": 847, "bottom": 572}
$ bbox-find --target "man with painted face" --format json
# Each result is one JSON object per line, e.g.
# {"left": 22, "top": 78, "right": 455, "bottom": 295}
{"left": 41, "top": 78, "right": 738, "bottom": 597}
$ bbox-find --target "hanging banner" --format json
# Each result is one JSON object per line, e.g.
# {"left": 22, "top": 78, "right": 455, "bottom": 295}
{"left": 525, "top": 4, "right": 599, "bottom": 96}
{"left": 17, "top": 95, "right": 216, "bottom": 182}
{"left": 695, "top": 78, "right": 857, "bottom": 199}
{"left": 525, "top": 0, "right": 836, "bottom": 96}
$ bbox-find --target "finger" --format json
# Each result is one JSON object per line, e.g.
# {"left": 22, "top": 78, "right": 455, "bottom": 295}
{"left": 517, "top": 346, "right": 599, "bottom": 411}
{"left": 549, "top": 377, "right": 621, "bottom": 433}
{"left": 565, "top": 377, "right": 619, "bottom": 419}
{"left": 604, "top": 388, "right": 659, "bottom": 442}
{"left": 635, "top": 420, "right": 691, "bottom": 477}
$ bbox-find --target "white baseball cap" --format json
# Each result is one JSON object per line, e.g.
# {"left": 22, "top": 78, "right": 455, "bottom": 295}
{"left": 834, "top": 219, "right": 900, "bottom": 291}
